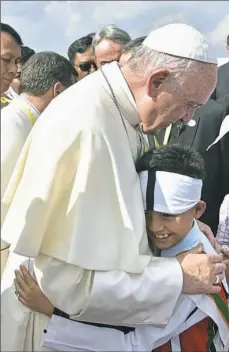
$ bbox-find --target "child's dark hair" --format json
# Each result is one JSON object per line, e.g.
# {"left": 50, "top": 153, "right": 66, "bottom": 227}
{"left": 136, "top": 144, "right": 205, "bottom": 180}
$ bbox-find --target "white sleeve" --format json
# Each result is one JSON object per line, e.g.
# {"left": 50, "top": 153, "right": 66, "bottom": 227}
{"left": 71, "top": 257, "right": 183, "bottom": 327}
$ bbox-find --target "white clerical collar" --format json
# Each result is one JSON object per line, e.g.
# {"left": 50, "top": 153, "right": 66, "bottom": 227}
{"left": 100, "top": 62, "right": 141, "bottom": 127}
{"left": 15, "top": 95, "right": 40, "bottom": 122}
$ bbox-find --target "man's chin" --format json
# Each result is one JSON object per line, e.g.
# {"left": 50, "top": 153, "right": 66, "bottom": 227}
{"left": 142, "top": 121, "right": 172, "bottom": 134}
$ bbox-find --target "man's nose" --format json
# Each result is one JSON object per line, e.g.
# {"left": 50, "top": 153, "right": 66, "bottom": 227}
{"left": 182, "top": 110, "right": 195, "bottom": 124}
{"left": 90, "top": 65, "right": 97, "bottom": 73}
{"left": 9, "top": 60, "right": 18, "bottom": 75}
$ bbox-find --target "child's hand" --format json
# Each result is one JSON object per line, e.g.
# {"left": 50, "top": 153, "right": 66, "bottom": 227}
{"left": 14, "top": 265, "right": 54, "bottom": 318}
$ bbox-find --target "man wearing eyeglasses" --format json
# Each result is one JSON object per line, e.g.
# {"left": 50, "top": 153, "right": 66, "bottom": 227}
{"left": 68, "top": 33, "right": 97, "bottom": 81}
{"left": 153, "top": 96, "right": 229, "bottom": 235}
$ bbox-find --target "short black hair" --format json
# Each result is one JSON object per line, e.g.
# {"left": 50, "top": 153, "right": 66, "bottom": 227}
{"left": 20, "top": 46, "right": 35, "bottom": 65}
{"left": 136, "top": 144, "right": 205, "bottom": 180}
{"left": 227, "top": 34, "right": 229, "bottom": 47}
{"left": 68, "top": 33, "right": 95, "bottom": 63}
{"left": 122, "top": 36, "right": 146, "bottom": 54}
{"left": 1, "top": 23, "right": 23, "bottom": 45}
{"left": 19, "top": 51, "right": 76, "bottom": 96}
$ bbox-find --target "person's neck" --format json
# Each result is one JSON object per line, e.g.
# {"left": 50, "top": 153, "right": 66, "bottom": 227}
{"left": 20, "top": 92, "right": 47, "bottom": 113}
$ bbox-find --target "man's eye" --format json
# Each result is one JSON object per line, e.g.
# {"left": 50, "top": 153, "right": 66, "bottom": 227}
{"left": 2, "top": 57, "right": 11, "bottom": 62}
{"left": 162, "top": 213, "right": 174, "bottom": 218}
{"left": 184, "top": 103, "right": 201, "bottom": 111}
{"left": 15, "top": 58, "right": 21, "bottom": 65}
{"left": 185, "top": 104, "right": 195, "bottom": 111}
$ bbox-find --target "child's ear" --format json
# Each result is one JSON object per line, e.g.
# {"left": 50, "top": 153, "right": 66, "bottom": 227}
{"left": 194, "top": 201, "right": 206, "bottom": 219}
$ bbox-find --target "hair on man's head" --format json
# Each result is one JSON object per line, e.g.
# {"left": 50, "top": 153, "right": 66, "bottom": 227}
{"left": 68, "top": 33, "right": 95, "bottom": 63}
{"left": 1, "top": 22, "right": 23, "bottom": 45}
{"left": 92, "top": 24, "right": 131, "bottom": 53}
{"left": 136, "top": 144, "right": 205, "bottom": 180}
{"left": 121, "top": 36, "right": 146, "bottom": 54}
{"left": 19, "top": 51, "right": 76, "bottom": 96}
{"left": 20, "top": 46, "right": 35, "bottom": 65}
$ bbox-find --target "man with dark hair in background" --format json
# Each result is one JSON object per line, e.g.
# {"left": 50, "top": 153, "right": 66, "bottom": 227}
{"left": 3, "top": 46, "right": 35, "bottom": 105}
{"left": 68, "top": 33, "right": 96, "bottom": 81}
{"left": 1, "top": 51, "right": 76, "bottom": 275}
{"left": 9, "top": 45, "right": 35, "bottom": 96}
{"left": 1, "top": 23, "right": 22, "bottom": 103}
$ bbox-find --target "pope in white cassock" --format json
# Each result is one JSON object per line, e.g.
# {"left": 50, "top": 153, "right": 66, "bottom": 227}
{"left": 1, "top": 24, "right": 225, "bottom": 351}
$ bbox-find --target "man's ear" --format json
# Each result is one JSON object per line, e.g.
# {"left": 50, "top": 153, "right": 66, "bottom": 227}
{"left": 146, "top": 68, "right": 170, "bottom": 98}
{"left": 194, "top": 200, "right": 206, "bottom": 220}
{"left": 53, "top": 81, "right": 62, "bottom": 97}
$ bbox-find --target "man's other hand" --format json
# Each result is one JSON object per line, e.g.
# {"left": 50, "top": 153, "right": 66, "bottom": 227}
{"left": 177, "top": 244, "right": 226, "bottom": 294}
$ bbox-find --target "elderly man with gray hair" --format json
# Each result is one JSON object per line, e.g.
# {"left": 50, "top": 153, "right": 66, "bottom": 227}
{"left": 92, "top": 24, "right": 131, "bottom": 67}
{"left": 1, "top": 23, "right": 226, "bottom": 351}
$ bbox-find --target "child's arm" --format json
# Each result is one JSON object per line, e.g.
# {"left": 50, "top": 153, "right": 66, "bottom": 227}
{"left": 14, "top": 265, "right": 54, "bottom": 318}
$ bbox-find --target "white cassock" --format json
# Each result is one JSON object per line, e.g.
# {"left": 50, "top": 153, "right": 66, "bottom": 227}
{"left": 1, "top": 62, "right": 183, "bottom": 351}
{"left": 1, "top": 96, "right": 40, "bottom": 277}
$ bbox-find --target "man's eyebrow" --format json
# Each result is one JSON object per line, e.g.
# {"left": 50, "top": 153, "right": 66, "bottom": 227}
{"left": 186, "top": 100, "right": 203, "bottom": 107}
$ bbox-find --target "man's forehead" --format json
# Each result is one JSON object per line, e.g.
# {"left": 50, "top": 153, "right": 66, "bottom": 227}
{"left": 1, "top": 31, "right": 19, "bottom": 46}
{"left": 95, "top": 39, "right": 123, "bottom": 54}
{"left": 1, "top": 32, "right": 21, "bottom": 57}
{"left": 74, "top": 48, "right": 94, "bottom": 62}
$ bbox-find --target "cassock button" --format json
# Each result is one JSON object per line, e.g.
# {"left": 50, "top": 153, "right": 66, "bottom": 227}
{"left": 44, "top": 329, "right": 47, "bottom": 333}
{"left": 187, "top": 119, "right": 196, "bottom": 127}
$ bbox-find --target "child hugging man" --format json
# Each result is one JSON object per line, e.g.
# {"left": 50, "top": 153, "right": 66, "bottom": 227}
{"left": 136, "top": 144, "right": 229, "bottom": 352}
{"left": 14, "top": 144, "right": 229, "bottom": 352}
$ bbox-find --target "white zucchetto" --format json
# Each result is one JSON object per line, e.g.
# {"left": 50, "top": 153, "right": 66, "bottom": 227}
{"left": 143, "top": 23, "right": 217, "bottom": 64}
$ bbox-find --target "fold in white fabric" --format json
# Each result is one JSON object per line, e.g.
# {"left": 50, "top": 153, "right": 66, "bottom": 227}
{"left": 139, "top": 171, "right": 202, "bottom": 214}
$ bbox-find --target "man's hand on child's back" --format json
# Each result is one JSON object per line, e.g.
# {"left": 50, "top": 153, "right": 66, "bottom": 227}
{"left": 177, "top": 244, "right": 226, "bottom": 294}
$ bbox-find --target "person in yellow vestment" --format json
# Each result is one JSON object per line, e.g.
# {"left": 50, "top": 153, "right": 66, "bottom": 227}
{"left": 1, "top": 24, "right": 226, "bottom": 351}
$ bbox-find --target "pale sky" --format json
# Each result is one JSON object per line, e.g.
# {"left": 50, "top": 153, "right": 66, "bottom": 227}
{"left": 1, "top": 1, "right": 229, "bottom": 59}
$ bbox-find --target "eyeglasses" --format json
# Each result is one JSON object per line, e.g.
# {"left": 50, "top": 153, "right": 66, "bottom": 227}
{"left": 184, "top": 100, "right": 202, "bottom": 112}
{"left": 74, "top": 61, "right": 97, "bottom": 72}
